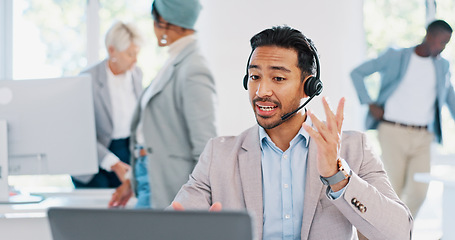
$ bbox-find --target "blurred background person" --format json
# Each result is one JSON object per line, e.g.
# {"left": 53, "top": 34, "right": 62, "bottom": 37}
{"left": 351, "top": 19, "right": 455, "bottom": 217}
{"left": 72, "top": 21, "right": 145, "bottom": 188}
{"left": 109, "top": 0, "right": 217, "bottom": 209}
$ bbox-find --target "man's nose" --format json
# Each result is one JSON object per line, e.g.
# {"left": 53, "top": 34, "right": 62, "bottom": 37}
{"left": 255, "top": 81, "right": 273, "bottom": 98}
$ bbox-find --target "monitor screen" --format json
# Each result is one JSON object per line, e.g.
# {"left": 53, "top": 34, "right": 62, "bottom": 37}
{"left": 0, "top": 75, "right": 98, "bottom": 203}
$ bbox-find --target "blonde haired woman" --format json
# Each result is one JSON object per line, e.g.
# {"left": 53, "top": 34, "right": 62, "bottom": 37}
{"left": 72, "top": 21, "right": 145, "bottom": 188}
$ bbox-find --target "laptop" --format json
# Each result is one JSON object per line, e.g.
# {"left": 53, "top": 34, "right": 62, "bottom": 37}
{"left": 47, "top": 207, "right": 253, "bottom": 240}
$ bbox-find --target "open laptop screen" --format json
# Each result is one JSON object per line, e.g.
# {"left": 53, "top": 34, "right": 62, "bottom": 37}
{"left": 47, "top": 207, "right": 253, "bottom": 240}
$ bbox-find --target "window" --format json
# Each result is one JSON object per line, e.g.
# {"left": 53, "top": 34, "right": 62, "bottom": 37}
{"left": 13, "top": 0, "right": 86, "bottom": 79}
{"left": 7, "top": 0, "right": 168, "bottom": 189}
{"left": 12, "top": 0, "right": 166, "bottom": 85}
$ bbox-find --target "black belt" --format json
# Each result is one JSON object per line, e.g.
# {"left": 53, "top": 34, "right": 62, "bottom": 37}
{"left": 381, "top": 119, "right": 428, "bottom": 130}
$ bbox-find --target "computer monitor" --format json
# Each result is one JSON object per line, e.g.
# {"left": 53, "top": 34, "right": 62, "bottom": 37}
{"left": 0, "top": 75, "right": 98, "bottom": 203}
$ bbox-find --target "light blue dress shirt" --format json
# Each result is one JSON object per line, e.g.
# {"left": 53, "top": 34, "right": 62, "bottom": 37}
{"left": 260, "top": 118, "right": 346, "bottom": 240}
{"left": 260, "top": 124, "right": 309, "bottom": 240}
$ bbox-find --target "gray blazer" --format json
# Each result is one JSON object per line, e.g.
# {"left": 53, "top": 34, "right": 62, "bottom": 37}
{"left": 173, "top": 126, "right": 413, "bottom": 240}
{"left": 73, "top": 60, "right": 143, "bottom": 183}
{"left": 130, "top": 40, "right": 217, "bottom": 208}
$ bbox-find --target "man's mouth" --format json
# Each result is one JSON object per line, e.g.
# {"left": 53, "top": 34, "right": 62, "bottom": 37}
{"left": 257, "top": 104, "right": 277, "bottom": 112}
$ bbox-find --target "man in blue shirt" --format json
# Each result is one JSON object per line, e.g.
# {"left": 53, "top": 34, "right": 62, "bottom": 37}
{"left": 171, "top": 26, "right": 412, "bottom": 240}
{"left": 351, "top": 19, "right": 455, "bottom": 218}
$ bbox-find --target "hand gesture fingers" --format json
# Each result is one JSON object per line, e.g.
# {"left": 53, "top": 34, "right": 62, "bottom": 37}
{"left": 322, "top": 97, "right": 345, "bottom": 134}
{"left": 334, "top": 97, "right": 345, "bottom": 132}
{"left": 302, "top": 97, "right": 346, "bottom": 177}
{"left": 172, "top": 201, "right": 185, "bottom": 211}
{"left": 171, "top": 201, "right": 222, "bottom": 212}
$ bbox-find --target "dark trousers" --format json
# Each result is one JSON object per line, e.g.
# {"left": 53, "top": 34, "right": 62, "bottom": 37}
{"left": 72, "top": 137, "right": 130, "bottom": 188}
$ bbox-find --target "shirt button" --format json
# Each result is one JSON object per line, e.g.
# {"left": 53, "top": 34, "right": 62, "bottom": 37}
{"left": 283, "top": 184, "right": 289, "bottom": 188}
{"left": 283, "top": 155, "right": 288, "bottom": 159}
{"left": 285, "top": 214, "right": 290, "bottom": 219}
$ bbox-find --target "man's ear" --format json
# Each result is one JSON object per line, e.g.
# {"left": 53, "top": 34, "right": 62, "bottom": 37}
{"left": 302, "top": 75, "right": 313, "bottom": 98}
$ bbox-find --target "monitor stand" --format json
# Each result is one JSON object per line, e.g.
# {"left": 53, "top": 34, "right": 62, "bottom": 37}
{"left": 0, "top": 120, "right": 44, "bottom": 204}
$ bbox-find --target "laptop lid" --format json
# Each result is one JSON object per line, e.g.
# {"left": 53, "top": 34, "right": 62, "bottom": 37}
{"left": 47, "top": 207, "right": 253, "bottom": 240}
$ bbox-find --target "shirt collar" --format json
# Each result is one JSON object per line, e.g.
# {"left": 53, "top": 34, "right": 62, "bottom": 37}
{"left": 167, "top": 34, "right": 197, "bottom": 58}
{"left": 259, "top": 114, "right": 312, "bottom": 150}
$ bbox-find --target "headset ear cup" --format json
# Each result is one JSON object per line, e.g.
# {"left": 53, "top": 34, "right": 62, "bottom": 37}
{"left": 243, "top": 75, "right": 249, "bottom": 90}
{"left": 304, "top": 77, "right": 315, "bottom": 96}
{"left": 304, "top": 77, "right": 323, "bottom": 96}
{"left": 314, "top": 79, "right": 323, "bottom": 95}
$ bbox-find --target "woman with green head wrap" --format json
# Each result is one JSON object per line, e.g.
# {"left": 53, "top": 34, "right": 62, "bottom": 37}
{"left": 109, "top": 0, "right": 217, "bottom": 209}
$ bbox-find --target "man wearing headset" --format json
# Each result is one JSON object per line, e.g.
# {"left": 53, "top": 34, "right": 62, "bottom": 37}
{"left": 351, "top": 19, "right": 454, "bottom": 219}
{"left": 170, "top": 26, "right": 412, "bottom": 239}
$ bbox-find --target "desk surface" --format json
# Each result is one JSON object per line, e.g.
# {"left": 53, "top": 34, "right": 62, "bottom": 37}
{"left": 415, "top": 165, "right": 455, "bottom": 186}
{"left": 0, "top": 188, "right": 122, "bottom": 216}
{"left": 0, "top": 188, "right": 137, "bottom": 240}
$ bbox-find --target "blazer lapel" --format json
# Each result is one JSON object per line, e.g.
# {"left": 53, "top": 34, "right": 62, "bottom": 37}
{"left": 142, "top": 41, "right": 198, "bottom": 107}
{"left": 239, "top": 126, "right": 264, "bottom": 239}
{"left": 301, "top": 138, "right": 324, "bottom": 239}
{"left": 143, "top": 65, "right": 175, "bottom": 102}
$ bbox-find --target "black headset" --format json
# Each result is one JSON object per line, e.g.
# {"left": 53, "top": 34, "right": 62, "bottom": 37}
{"left": 242, "top": 41, "right": 323, "bottom": 98}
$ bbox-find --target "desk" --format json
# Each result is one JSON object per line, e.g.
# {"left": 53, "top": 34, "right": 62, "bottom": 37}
{"left": 415, "top": 165, "right": 455, "bottom": 240}
{"left": 0, "top": 188, "right": 137, "bottom": 240}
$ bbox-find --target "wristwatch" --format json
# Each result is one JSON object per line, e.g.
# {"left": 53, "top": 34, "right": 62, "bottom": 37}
{"left": 320, "top": 158, "right": 352, "bottom": 186}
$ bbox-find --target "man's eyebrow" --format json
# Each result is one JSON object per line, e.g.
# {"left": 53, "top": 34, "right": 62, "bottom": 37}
{"left": 247, "top": 65, "right": 291, "bottom": 73}
{"left": 270, "top": 66, "right": 291, "bottom": 72}
{"left": 248, "top": 64, "right": 260, "bottom": 70}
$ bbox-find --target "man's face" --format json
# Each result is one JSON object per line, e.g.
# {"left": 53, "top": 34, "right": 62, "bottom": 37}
{"left": 247, "top": 45, "right": 306, "bottom": 129}
{"left": 427, "top": 31, "right": 451, "bottom": 57}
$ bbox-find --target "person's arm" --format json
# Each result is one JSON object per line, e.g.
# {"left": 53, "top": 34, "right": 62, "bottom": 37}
{"left": 170, "top": 139, "right": 215, "bottom": 210}
{"left": 180, "top": 58, "right": 218, "bottom": 162}
{"left": 350, "top": 48, "right": 393, "bottom": 105}
{"left": 443, "top": 69, "right": 455, "bottom": 120}
{"left": 96, "top": 141, "right": 111, "bottom": 167}
{"left": 303, "top": 97, "right": 348, "bottom": 191}
{"left": 368, "top": 104, "right": 384, "bottom": 120}
{"left": 303, "top": 97, "right": 412, "bottom": 239}
{"left": 98, "top": 143, "right": 130, "bottom": 182}
{"left": 109, "top": 160, "right": 130, "bottom": 183}
{"left": 108, "top": 179, "right": 133, "bottom": 208}
{"left": 331, "top": 133, "right": 413, "bottom": 239}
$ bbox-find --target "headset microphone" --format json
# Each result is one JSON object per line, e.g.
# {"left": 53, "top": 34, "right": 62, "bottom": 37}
{"left": 280, "top": 84, "right": 322, "bottom": 121}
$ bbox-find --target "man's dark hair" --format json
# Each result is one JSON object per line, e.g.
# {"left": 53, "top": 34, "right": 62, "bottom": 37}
{"left": 427, "top": 19, "right": 453, "bottom": 35}
{"left": 249, "top": 25, "right": 316, "bottom": 80}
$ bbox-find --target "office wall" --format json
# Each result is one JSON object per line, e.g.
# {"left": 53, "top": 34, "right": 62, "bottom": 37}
{"left": 196, "top": 0, "right": 366, "bottom": 136}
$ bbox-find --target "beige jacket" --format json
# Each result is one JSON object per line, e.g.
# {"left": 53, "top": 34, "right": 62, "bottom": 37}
{"left": 173, "top": 125, "right": 413, "bottom": 240}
